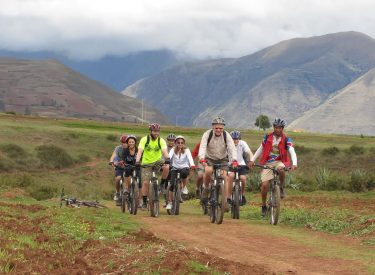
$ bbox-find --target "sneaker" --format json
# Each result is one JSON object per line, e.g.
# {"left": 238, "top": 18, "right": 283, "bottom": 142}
{"left": 166, "top": 202, "right": 172, "bottom": 210}
{"left": 261, "top": 205, "right": 267, "bottom": 217}
{"left": 113, "top": 192, "right": 120, "bottom": 201}
{"left": 226, "top": 198, "right": 232, "bottom": 212}
{"left": 141, "top": 203, "right": 147, "bottom": 210}
{"left": 182, "top": 186, "right": 189, "bottom": 195}
{"left": 280, "top": 187, "right": 286, "bottom": 199}
{"left": 241, "top": 195, "right": 247, "bottom": 206}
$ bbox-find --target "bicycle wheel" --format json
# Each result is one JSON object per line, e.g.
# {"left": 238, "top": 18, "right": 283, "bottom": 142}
{"left": 231, "top": 183, "right": 240, "bottom": 219}
{"left": 269, "top": 183, "right": 281, "bottom": 225}
{"left": 214, "top": 180, "right": 225, "bottom": 224}
{"left": 200, "top": 185, "right": 208, "bottom": 215}
{"left": 149, "top": 180, "right": 160, "bottom": 217}
{"left": 130, "top": 179, "right": 139, "bottom": 215}
{"left": 209, "top": 186, "right": 216, "bottom": 223}
{"left": 120, "top": 184, "right": 126, "bottom": 213}
{"left": 174, "top": 182, "right": 181, "bottom": 215}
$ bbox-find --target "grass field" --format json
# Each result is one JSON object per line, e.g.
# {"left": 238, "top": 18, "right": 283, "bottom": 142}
{"left": 0, "top": 113, "right": 374, "bottom": 273}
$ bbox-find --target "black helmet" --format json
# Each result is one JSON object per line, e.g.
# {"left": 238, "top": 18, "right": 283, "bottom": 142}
{"left": 273, "top": 118, "right": 286, "bottom": 128}
{"left": 212, "top": 116, "right": 225, "bottom": 125}
{"left": 166, "top": 133, "right": 176, "bottom": 141}
{"left": 125, "top": 135, "right": 137, "bottom": 143}
{"left": 230, "top": 130, "right": 241, "bottom": 139}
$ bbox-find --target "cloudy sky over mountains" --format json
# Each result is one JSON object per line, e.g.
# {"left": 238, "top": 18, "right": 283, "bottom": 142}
{"left": 1, "top": 0, "right": 375, "bottom": 60}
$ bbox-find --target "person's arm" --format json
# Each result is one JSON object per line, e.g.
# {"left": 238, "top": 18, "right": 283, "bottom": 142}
{"left": 250, "top": 144, "right": 263, "bottom": 162}
{"left": 135, "top": 136, "right": 146, "bottom": 163}
{"left": 135, "top": 148, "right": 143, "bottom": 163}
{"left": 198, "top": 131, "right": 209, "bottom": 161}
{"left": 243, "top": 141, "right": 253, "bottom": 162}
{"left": 186, "top": 149, "right": 195, "bottom": 167}
{"left": 287, "top": 138, "right": 297, "bottom": 169}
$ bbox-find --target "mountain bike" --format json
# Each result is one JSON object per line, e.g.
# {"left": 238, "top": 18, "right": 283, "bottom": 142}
{"left": 230, "top": 167, "right": 242, "bottom": 219}
{"left": 208, "top": 163, "right": 227, "bottom": 224}
{"left": 167, "top": 168, "right": 183, "bottom": 215}
{"left": 60, "top": 189, "right": 106, "bottom": 209}
{"left": 142, "top": 162, "right": 164, "bottom": 217}
{"left": 122, "top": 165, "right": 141, "bottom": 215}
{"left": 254, "top": 164, "right": 289, "bottom": 225}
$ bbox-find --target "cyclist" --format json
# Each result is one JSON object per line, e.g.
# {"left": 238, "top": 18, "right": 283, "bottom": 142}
{"left": 249, "top": 118, "right": 298, "bottom": 217}
{"left": 114, "top": 135, "right": 140, "bottom": 198}
{"left": 109, "top": 134, "right": 128, "bottom": 205}
{"left": 191, "top": 142, "right": 204, "bottom": 198}
{"left": 166, "top": 133, "right": 176, "bottom": 152}
{"left": 166, "top": 135, "right": 195, "bottom": 210}
{"left": 198, "top": 116, "right": 238, "bottom": 208}
{"left": 135, "top": 123, "right": 170, "bottom": 209}
{"left": 227, "top": 130, "right": 253, "bottom": 206}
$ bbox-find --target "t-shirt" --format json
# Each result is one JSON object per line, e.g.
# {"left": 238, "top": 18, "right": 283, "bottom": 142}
{"left": 138, "top": 135, "right": 167, "bottom": 164}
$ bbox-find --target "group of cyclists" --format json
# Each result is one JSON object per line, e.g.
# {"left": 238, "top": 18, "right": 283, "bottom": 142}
{"left": 109, "top": 116, "right": 298, "bottom": 217}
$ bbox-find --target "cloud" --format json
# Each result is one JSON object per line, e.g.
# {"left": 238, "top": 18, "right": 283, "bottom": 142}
{"left": 1, "top": 0, "right": 375, "bottom": 60}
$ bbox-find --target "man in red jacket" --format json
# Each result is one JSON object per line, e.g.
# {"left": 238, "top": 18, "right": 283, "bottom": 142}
{"left": 249, "top": 118, "right": 297, "bottom": 217}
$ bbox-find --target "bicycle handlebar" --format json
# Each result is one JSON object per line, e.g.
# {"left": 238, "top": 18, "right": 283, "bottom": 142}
{"left": 254, "top": 164, "right": 291, "bottom": 172}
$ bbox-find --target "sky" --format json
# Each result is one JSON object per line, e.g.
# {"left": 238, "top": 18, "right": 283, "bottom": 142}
{"left": 1, "top": 0, "right": 375, "bottom": 60}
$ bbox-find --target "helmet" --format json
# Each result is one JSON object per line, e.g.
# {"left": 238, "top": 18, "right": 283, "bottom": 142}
{"left": 120, "top": 135, "right": 127, "bottom": 143}
{"left": 125, "top": 135, "right": 137, "bottom": 143}
{"left": 174, "top": 135, "right": 185, "bottom": 143}
{"left": 230, "top": 130, "right": 241, "bottom": 139}
{"left": 166, "top": 133, "right": 176, "bottom": 141}
{"left": 273, "top": 118, "right": 286, "bottom": 128}
{"left": 211, "top": 116, "right": 225, "bottom": 125}
{"left": 149, "top": 123, "right": 161, "bottom": 131}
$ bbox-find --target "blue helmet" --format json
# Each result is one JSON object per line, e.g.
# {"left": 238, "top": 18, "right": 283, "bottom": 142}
{"left": 230, "top": 130, "right": 241, "bottom": 139}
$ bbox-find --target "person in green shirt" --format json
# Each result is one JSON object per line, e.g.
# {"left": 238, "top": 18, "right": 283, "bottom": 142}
{"left": 135, "top": 123, "right": 170, "bottom": 209}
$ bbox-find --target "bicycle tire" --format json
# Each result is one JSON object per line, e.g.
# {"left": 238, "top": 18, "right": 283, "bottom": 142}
{"left": 215, "top": 180, "right": 225, "bottom": 224}
{"left": 200, "top": 185, "right": 208, "bottom": 215}
{"left": 120, "top": 183, "right": 126, "bottom": 213}
{"left": 269, "top": 183, "right": 281, "bottom": 225}
{"left": 174, "top": 181, "right": 181, "bottom": 215}
{"left": 149, "top": 180, "right": 160, "bottom": 217}
{"left": 231, "top": 183, "right": 240, "bottom": 219}
{"left": 130, "top": 178, "right": 139, "bottom": 215}
{"left": 209, "top": 185, "right": 216, "bottom": 223}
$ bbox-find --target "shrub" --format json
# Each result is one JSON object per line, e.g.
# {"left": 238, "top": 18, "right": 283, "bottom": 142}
{"left": 315, "top": 167, "right": 331, "bottom": 189}
{"left": 0, "top": 144, "right": 27, "bottom": 158}
{"left": 35, "top": 144, "right": 74, "bottom": 169}
{"left": 321, "top": 146, "right": 339, "bottom": 156}
{"left": 294, "top": 145, "right": 312, "bottom": 154}
{"left": 247, "top": 172, "right": 261, "bottom": 192}
{"left": 348, "top": 169, "right": 368, "bottom": 192}
{"left": 296, "top": 177, "right": 318, "bottom": 192}
{"left": 347, "top": 145, "right": 365, "bottom": 155}
{"left": 75, "top": 154, "right": 91, "bottom": 163}
{"left": 29, "top": 185, "right": 57, "bottom": 200}
{"left": 106, "top": 134, "right": 117, "bottom": 142}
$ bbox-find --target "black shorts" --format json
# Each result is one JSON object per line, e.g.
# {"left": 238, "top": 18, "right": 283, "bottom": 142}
{"left": 229, "top": 165, "right": 249, "bottom": 176}
{"left": 115, "top": 168, "right": 124, "bottom": 177}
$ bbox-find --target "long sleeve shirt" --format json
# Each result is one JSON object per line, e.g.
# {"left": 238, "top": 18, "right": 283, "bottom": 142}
{"left": 198, "top": 129, "right": 237, "bottom": 162}
{"left": 169, "top": 148, "right": 195, "bottom": 169}
{"left": 233, "top": 140, "right": 253, "bottom": 165}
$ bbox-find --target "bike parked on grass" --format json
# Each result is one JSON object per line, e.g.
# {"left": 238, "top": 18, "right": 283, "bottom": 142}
{"left": 254, "top": 164, "right": 289, "bottom": 225}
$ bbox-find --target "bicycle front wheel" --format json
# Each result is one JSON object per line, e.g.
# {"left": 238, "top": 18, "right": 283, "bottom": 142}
{"left": 231, "top": 183, "right": 240, "bottom": 219}
{"left": 214, "top": 181, "right": 225, "bottom": 224}
{"left": 149, "top": 181, "right": 160, "bottom": 217}
{"left": 269, "top": 183, "right": 281, "bottom": 225}
{"left": 173, "top": 183, "right": 181, "bottom": 215}
{"left": 130, "top": 179, "right": 139, "bottom": 215}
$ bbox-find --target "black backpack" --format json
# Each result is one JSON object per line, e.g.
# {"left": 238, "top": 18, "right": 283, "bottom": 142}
{"left": 145, "top": 135, "right": 161, "bottom": 150}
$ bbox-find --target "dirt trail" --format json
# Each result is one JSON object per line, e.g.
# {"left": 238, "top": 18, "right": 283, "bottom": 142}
{"left": 137, "top": 210, "right": 369, "bottom": 275}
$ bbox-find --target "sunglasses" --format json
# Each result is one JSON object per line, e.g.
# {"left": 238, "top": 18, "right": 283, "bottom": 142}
{"left": 176, "top": 141, "right": 184, "bottom": 144}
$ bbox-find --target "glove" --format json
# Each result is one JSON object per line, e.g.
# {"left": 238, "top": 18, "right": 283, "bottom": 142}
{"left": 118, "top": 160, "right": 125, "bottom": 167}
{"left": 164, "top": 158, "right": 170, "bottom": 165}
{"left": 190, "top": 166, "right": 196, "bottom": 170}
{"left": 135, "top": 162, "right": 141, "bottom": 168}
{"left": 199, "top": 159, "right": 207, "bottom": 164}
{"left": 232, "top": 160, "right": 239, "bottom": 168}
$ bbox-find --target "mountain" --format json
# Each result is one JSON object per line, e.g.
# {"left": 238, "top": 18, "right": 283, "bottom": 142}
{"left": 0, "top": 57, "right": 168, "bottom": 123}
{"left": 0, "top": 49, "right": 181, "bottom": 91}
{"left": 288, "top": 68, "right": 375, "bottom": 135}
{"left": 123, "top": 31, "right": 375, "bottom": 130}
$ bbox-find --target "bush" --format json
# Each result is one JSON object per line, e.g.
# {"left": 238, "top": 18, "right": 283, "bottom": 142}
{"left": 29, "top": 185, "right": 57, "bottom": 200}
{"left": 0, "top": 144, "right": 27, "bottom": 158}
{"left": 75, "top": 154, "right": 91, "bottom": 163}
{"left": 106, "top": 134, "right": 117, "bottom": 142}
{"left": 321, "top": 146, "right": 340, "bottom": 156}
{"left": 347, "top": 145, "right": 365, "bottom": 155}
{"left": 294, "top": 145, "right": 312, "bottom": 154}
{"left": 315, "top": 167, "right": 347, "bottom": 191}
{"left": 35, "top": 144, "right": 74, "bottom": 169}
{"left": 348, "top": 169, "right": 368, "bottom": 192}
{"left": 247, "top": 172, "right": 261, "bottom": 192}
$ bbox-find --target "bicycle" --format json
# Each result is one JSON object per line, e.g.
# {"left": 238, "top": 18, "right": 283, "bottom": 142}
{"left": 141, "top": 162, "right": 164, "bottom": 217}
{"left": 203, "top": 163, "right": 227, "bottom": 224}
{"left": 254, "top": 164, "right": 289, "bottom": 225}
{"left": 230, "top": 166, "right": 243, "bottom": 219}
{"left": 60, "top": 189, "right": 106, "bottom": 209}
{"left": 122, "top": 165, "right": 141, "bottom": 215}
{"left": 167, "top": 168, "right": 183, "bottom": 215}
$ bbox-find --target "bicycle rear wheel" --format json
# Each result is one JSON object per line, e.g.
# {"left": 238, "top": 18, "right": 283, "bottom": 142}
{"left": 269, "top": 183, "right": 281, "bottom": 225}
{"left": 214, "top": 180, "right": 225, "bottom": 224}
{"left": 231, "top": 183, "right": 240, "bottom": 219}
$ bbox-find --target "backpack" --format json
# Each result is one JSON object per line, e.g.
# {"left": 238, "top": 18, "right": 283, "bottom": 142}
{"left": 207, "top": 130, "right": 227, "bottom": 147}
{"left": 145, "top": 135, "right": 161, "bottom": 150}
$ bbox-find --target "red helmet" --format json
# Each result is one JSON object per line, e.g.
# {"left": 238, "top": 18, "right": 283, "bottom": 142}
{"left": 120, "top": 135, "right": 127, "bottom": 143}
{"left": 149, "top": 123, "right": 161, "bottom": 131}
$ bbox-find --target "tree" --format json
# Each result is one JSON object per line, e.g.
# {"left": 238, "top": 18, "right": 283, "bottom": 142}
{"left": 255, "top": 115, "right": 271, "bottom": 131}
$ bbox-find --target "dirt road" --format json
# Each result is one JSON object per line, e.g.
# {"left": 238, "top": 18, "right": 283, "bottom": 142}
{"left": 138, "top": 207, "right": 370, "bottom": 275}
